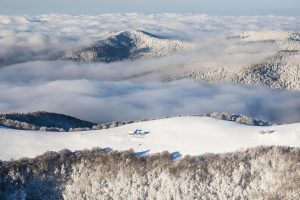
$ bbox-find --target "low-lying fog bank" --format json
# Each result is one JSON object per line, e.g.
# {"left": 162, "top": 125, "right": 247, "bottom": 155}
{"left": 1, "top": 77, "right": 300, "bottom": 124}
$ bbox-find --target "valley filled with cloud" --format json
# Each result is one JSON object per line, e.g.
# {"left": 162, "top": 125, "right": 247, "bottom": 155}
{"left": 0, "top": 14, "right": 299, "bottom": 123}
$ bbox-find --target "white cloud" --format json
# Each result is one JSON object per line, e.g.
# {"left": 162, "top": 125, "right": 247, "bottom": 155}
{"left": 0, "top": 14, "right": 299, "bottom": 123}
{"left": 1, "top": 72, "right": 300, "bottom": 124}
{"left": 0, "top": 14, "right": 299, "bottom": 65}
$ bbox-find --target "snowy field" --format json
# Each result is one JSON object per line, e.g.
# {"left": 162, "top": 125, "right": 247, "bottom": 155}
{"left": 1, "top": 116, "right": 299, "bottom": 161}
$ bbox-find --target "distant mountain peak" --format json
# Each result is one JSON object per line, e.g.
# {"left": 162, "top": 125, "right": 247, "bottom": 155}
{"left": 236, "top": 31, "right": 300, "bottom": 42}
{"left": 109, "top": 30, "right": 166, "bottom": 40}
{"left": 64, "top": 30, "right": 194, "bottom": 63}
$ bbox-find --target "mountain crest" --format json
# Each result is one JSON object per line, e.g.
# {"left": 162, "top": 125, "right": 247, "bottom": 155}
{"left": 64, "top": 30, "right": 194, "bottom": 63}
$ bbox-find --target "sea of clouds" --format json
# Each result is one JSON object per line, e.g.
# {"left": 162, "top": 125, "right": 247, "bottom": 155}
{"left": 1, "top": 14, "right": 299, "bottom": 66}
{"left": 0, "top": 14, "right": 300, "bottom": 123}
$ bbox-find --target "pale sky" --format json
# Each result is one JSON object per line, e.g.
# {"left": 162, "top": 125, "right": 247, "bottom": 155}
{"left": 0, "top": 0, "right": 299, "bottom": 16}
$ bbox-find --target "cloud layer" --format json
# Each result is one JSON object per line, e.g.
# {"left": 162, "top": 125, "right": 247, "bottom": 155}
{"left": 1, "top": 61, "right": 300, "bottom": 124}
{"left": 0, "top": 14, "right": 299, "bottom": 66}
{"left": 0, "top": 14, "right": 300, "bottom": 123}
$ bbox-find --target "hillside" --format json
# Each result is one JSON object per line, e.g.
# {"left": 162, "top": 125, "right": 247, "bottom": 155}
{"left": 185, "top": 31, "right": 300, "bottom": 90}
{"left": 0, "top": 111, "right": 96, "bottom": 131}
{"left": 0, "top": 116, "right": 299, "bottom": 160}
{"left": 63, "top": 30, "right": 194, "bottom": 62}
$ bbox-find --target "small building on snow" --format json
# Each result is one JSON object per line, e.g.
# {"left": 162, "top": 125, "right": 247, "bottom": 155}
{"left": 128, "top": 129, "right": 147, "bottom": 135}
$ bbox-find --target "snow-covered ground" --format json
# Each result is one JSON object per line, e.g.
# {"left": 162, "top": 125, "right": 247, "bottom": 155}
{"left": 0, "top": 116, "right": 299, "bottom": 161}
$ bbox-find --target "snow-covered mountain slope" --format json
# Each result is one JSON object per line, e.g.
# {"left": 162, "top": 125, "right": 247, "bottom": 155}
{"left": 62, "top": 30, "right": 300, "bottom": 90}
{"left": 183, "top": 31, "right": 300, "bottom": 90}
{"left": 63, "top": 30, "right": 194, "bottom": 62}
{"left": 0, "top": 116, "right": 299, "bottom": 161}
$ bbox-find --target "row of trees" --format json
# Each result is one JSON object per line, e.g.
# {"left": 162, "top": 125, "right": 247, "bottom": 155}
{"left": 0, "top": 111, "right": 271, "bottom": 133}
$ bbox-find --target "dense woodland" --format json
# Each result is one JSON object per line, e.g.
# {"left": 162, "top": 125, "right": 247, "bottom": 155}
{"left": 0, "top": 146, "right": 299, "bottom": 200}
